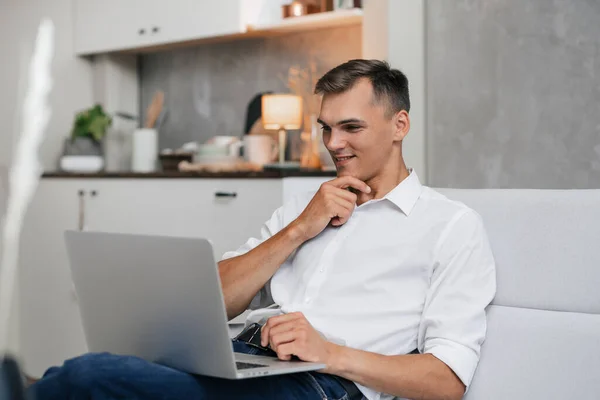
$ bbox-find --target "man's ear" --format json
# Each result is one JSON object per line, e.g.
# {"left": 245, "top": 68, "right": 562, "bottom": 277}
{"left": 392, "top": 110, "right": 410, "bottom": 141}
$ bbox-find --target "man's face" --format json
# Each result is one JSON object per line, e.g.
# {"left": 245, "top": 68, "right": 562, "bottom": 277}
{"left": 317, "top": 79, "right": 401, "bottom": 182}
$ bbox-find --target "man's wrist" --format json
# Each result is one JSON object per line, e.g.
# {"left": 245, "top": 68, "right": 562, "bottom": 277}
{"left": 325, "top": 342, "right": 350, "bottom": 375}
{"left": 285, "top": 219, "right": 309, "bottom": 245}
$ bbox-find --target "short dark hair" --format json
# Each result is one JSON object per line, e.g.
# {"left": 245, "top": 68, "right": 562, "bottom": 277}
{"left": 314, "top": 59, "right": 410, "bottom": 116}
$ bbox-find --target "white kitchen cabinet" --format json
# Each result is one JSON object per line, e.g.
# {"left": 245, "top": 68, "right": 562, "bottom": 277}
{"left": 20, "top": 177, "right": 304, "bottom": 376}
{"left": 85, "top": 179, "right": 282, "bottom": 259}
{"left": 19, "top": 180, "right": 89, "bottom": 377}
{"left": 74, "top": 0, "right": 146, "bottom": 55}
{"left": 156, "top": 0, "right": 247, "bottom": 47}
{"left": 74, "top": 0, "right": 249, "bottom": 55}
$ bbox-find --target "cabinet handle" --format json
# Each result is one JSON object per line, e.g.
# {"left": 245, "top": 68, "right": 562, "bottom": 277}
{"left": 152, "top": 26, "right": 160, "bottom": 33}
{"left": 78, "top": 190, "right": 86, "bottom": 231}
{"left": 215, "top": 191, "right": 237, "bottom": 198}
{"left": 138, "top": 28, "right": 146, "bottom": 35}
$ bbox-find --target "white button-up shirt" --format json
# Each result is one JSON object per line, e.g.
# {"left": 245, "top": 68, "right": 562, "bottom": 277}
{"left": 223, "top": 171, "right": 496, "bottom": 400}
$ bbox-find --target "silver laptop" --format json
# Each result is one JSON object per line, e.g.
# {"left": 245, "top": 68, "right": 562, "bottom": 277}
{"left": 64, "top": 230, "right": 325, "bottom": 379}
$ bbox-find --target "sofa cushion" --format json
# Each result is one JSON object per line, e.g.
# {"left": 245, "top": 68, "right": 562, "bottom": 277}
{"left": 437, "top": 189, "right": 600, "bottom": 314}
{"left": 464, "top": 305, "right": 600, "bottom": 399}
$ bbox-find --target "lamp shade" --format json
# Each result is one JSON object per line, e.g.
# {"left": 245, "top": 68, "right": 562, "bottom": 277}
{"left": 262, "top": 94, "right": 303, "bottom": 130}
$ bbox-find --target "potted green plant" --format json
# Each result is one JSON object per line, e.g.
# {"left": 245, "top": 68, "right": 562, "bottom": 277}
{"left": 64, "top": 104, "right": 112, "bottom": 156}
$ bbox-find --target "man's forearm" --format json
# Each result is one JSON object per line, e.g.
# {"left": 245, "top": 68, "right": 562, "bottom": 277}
{"left": 218, "top": 221, "right": 306, "bottom": 320}
{"left": 327, "top": 345, "right": 465, "bottom": 400}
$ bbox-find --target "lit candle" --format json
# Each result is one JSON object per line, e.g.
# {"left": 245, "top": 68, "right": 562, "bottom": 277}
{"left": 290, "top": 1, "right": 305, "bottom": 17}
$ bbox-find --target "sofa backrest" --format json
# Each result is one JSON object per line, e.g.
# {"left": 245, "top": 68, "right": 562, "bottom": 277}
{"left": 437, "top": 189, "right": 600, "bottom": 399}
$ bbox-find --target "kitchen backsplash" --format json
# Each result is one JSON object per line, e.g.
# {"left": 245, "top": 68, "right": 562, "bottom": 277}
{"left": 140, "top": 25, "right": 361, "bottom": 153}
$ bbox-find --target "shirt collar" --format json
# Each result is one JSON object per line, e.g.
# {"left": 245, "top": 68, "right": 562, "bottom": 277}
{"left": 383, "top": 169, "right": 423, "bottom": 216}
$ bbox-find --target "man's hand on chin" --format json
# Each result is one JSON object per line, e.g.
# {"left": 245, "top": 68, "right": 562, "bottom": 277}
{"left": 260, "top": 312, "right": 340, "bottom": 371}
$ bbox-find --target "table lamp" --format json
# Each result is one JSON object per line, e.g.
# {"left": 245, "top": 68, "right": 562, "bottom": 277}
{"left": 262, "top": 94, "right": 303, "bottom": 167}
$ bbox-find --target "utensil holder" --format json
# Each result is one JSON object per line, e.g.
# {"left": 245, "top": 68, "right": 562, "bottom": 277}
{"left": 132, "top": 128, "right": 158, "bottom": 172}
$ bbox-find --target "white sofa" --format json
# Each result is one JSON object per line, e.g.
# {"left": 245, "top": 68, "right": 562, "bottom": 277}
{"left": 437, "top": 189, "right": 600, "bottom": 399}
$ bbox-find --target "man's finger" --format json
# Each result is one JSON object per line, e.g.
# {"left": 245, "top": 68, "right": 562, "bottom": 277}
{"left": 331, "top": 187, "right": 358, "bottom": 204}
{"left": 261, "top": 312, "right": 303, "bottom": 346}
{"left": 331, "top": 216, "right": 346, "bottom": 227}
{"left": 330, "top": 176, "right": 371, "bottom": 193}
{"left": 267, "top": 320, "right": 297, "bottom": 338}
{"left": 327, "top": 198, "right": 354, "bottom": 227}
{"left": 275, "top": 342, "right": 295, "bottom": 361}
{"left": 328, "top": 196, "right": 354, "bottom": 216}
{"left": 260, "top": 324, "right": 270, "bottom": 347}
{"left": 270, "top": 330, "right": 297, "bottom": 350}
{"left": 267, "top": 312, "right": 304, "bottom": 327}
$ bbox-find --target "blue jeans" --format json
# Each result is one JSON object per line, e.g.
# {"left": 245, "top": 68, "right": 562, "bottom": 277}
{"left": 28, "top": 340, "right": 355, "bottom": 400}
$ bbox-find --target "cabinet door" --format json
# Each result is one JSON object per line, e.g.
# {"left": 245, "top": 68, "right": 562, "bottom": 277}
{"left": 154, "top": 0, "right": 245, "bottom": 46}
{"left": 19, "top": 180, "right": 89, "bottom": 377}
{"left": 85, "top": 179, "right": 282, "bottom": 260}
{"left": 74, "top": 0, "right": 247, "bottom": 55}
{"left": 200, "top": 179, "right": 283, "bottom": 258}
{"left": 74, "top": 0, "right": 146, "bottom": 55}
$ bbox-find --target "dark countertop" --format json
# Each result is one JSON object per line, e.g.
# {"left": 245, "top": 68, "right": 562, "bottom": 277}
{"left": 42, "top": 169, "right": 337, "bottom": 179}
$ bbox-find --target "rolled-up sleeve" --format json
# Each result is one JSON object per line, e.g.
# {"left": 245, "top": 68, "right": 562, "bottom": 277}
{"left": 418, "top": 209, "right": 497, "bottom": 388}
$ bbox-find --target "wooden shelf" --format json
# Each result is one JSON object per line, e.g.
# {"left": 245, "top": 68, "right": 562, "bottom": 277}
{"left": 128, "top": 9, "right": 363, "bottom": 54}
{"left": 248, "top": 9, "right": 363, "bottom": 36}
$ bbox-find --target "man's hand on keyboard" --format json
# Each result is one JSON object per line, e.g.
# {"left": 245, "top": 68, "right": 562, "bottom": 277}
{"left": 261, "top": 312, "right": 338, "bottom": 370}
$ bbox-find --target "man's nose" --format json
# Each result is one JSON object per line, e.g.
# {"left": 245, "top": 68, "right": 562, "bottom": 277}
{"left": 325, "top": 130, "right": 346, "bottom": 151}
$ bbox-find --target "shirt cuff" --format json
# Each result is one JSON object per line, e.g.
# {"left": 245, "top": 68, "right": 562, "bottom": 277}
{"left": 424, "top": 338, "right": 479, "bottom": 389}
{"left": 221, "top": 251, "right": 240, "bottom": 261}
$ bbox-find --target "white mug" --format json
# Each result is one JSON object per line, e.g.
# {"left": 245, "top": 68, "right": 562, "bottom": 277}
{"left": 207, "top": 136, "right": 242, "bottom": 157}
{"left": 211, "top": 135, "right": 237, "bottom": 146}
{"left": 243, "top": 135, "right": 279, "bottom": 165}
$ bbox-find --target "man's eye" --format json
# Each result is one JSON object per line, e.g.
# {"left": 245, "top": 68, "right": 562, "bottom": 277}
{"left": 345, "top": 125, "right": 361, "bottom": 131}
{"left": 321, "top": 126, "right": 331, "bottom": 132}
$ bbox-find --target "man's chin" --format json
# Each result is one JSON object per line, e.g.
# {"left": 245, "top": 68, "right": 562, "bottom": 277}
{"left": 335, "top": 168, "right": 349, "bottom": 177}
{"left": 336, "top": 168, "right": 361, "bottom": 179}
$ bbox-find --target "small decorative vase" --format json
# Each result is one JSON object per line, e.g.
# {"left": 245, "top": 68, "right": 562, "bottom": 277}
{"left": 300, "top": 114, "right": 323, "bottom": 169}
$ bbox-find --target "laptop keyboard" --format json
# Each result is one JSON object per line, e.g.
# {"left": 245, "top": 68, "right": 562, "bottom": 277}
{"left": 236, "top": 361, "right": 268, "bottom": 370}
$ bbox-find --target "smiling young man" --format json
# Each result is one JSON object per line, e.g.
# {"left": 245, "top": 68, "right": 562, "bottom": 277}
{"left": 30, "top": 60, "right": 495, "bottom": 400}
{"left": 219, "top": 59, "right": 496, "bottom": 400}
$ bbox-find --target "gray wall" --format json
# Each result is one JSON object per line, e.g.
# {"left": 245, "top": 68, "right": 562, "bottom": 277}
{"left": 140, "top": 26, "right": 362, "bottom": 153}
{"left": 427, "top": 0, "right": 600, "bottom": 189}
